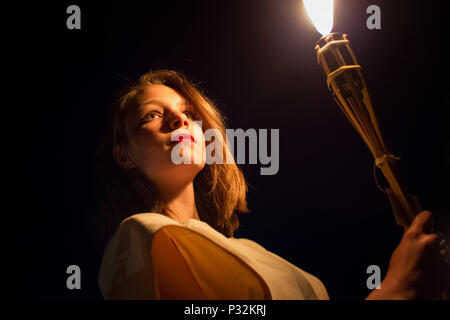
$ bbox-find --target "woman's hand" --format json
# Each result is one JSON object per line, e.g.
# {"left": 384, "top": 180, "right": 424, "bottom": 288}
{"left": 366, "top": 210, "right": 447, "bottom": 300}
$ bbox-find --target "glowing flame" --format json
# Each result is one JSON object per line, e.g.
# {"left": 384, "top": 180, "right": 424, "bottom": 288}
{"left": 303, "top": 0, "right": 334, "bottom": 36}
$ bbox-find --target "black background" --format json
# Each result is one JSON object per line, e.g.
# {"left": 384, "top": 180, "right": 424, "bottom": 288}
{"left": 9, "top": 0, "right": 449, "bottom": 300}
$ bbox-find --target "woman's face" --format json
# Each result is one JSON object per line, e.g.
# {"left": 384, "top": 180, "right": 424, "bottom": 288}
{"left": 125, "top": 84, "right": 206, "bottom": 188}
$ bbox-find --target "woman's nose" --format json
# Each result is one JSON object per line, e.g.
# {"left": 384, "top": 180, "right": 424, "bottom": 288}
{"left": 169, "top": 111, "right": 189, "bottom": 130}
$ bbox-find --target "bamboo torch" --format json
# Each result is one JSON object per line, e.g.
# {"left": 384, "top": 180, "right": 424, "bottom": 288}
{"left": 302, "top": 0, "right": 449, "bottom": 262}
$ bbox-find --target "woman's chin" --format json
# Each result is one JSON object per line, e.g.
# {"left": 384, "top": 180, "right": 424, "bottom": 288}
{"left": 164, "top": 160, "right": 205, "bottom": 184}
{"left": 170, "top": 146, "right": 204, "bottom": 167}
{"left": 173, "top": 158, "right": 205, "bottom": 171}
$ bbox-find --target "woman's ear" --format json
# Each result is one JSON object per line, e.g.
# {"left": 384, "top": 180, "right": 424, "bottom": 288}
{"left": 112, "top": 145, "right": 136, "bottom": 169}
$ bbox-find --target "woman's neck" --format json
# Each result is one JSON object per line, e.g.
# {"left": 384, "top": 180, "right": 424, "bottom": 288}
{"left": 157, "top": 181, "right": 200, "bottom": 223}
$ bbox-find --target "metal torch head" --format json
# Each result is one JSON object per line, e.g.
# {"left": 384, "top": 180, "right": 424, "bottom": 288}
{"left": 313, "top": 32, "right": 380, "bottom": 155}
{"left": 314, "top": 32, "right": 364, "bottom": 94}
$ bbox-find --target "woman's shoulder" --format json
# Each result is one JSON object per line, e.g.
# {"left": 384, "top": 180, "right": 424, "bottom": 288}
{"left": 101, "top": 213, "right": 179, "bottom": 254}
{"left": 99, "top": 213, "right": 166, "bottom": 299}
{"left": 117, "top": 212, "right": 179, "bottom": 236}
{"left": 230, "top": 237, "right": 268, "bottom": 251}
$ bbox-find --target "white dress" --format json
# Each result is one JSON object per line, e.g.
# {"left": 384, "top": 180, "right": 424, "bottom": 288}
{"left": 98, "top": 212, "right": 329, "bottom": 300}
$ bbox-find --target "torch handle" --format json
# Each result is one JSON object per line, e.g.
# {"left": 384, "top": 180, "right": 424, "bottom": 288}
{"left": 379, "top": 156, "right": 450, "bottom": 267}
{"left": 376, "top": 158, "right": 420, "bottom": 226}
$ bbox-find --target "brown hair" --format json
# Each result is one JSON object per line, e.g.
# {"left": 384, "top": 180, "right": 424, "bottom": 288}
{"left": 94, "top": 69, "right": 249, "bottom": 242}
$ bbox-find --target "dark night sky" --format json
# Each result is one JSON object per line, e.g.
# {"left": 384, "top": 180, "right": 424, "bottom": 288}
{"left": 9, "top": 1, "right": 449, "bottom": 300}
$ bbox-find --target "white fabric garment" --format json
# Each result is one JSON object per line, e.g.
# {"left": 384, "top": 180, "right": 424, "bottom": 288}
{"left": 98, "top": 212, "right": 330, "bottom": 300}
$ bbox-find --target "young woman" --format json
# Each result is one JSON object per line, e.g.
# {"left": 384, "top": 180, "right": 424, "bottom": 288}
{"left": 95, "top": 69, "right": 445, "bottom": 299}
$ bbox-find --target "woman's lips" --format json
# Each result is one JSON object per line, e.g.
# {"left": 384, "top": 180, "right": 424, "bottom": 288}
{"left": 170, "top": 133, "right": 195, "bottom": 145}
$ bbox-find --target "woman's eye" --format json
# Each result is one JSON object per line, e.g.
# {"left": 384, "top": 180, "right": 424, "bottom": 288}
{"left": 143, "top": 112, "right": 161, "bottom": 121}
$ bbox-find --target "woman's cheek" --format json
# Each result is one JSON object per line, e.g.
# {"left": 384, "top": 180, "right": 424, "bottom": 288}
{"left": 135, "top": 126, "right": 157, "bottom": 144}
{"left": 130, "top": 131, "right": 160, "bottom": 163}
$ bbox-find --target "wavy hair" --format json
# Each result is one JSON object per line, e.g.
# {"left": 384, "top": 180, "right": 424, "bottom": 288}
{"left": 94, "top": 69, "right": 249, "bottom": 243}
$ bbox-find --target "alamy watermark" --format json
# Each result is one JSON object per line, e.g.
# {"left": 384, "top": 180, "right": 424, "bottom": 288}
{"left": 366, "top": 5, "right": 381, "bottom": 30}
{"left": 170, "top": 121, "right": 279, "bottom": 176}
{"left": 66, "top": 265, "right": 81, "bottom": 290}
{"left": 66, "top": 5, "right": 81, "bottom": 30}
{"left": 366, "top": 265, "right": 381, "bottom": 290}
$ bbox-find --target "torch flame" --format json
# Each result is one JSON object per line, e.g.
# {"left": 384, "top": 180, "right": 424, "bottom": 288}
{"left": 303, "top": 0, "right": 334, "bottom": 36}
